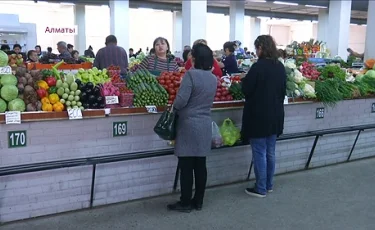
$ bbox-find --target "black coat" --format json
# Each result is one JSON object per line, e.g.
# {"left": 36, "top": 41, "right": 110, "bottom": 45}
{"left": 240, "top": 58, "right": 286, "bottom": 141}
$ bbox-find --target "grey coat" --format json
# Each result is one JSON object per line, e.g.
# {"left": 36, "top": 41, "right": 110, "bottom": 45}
{"left": 173, "top": 69, "right": 217, "bottom": 157}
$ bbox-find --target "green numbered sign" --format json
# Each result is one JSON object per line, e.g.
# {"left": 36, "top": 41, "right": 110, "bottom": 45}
{"left": 113, "top": 121, "right": 127, "bottom": 137}
{"left": 8, "top": 131, "right": 27, "bottom": 148}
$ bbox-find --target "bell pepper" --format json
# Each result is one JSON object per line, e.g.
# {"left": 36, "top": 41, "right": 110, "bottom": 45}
{"left": 53, "top": 102, "right": 64, "bottom": 112}
{"left": 48, "top": 86, "right": 57, "bottom": 94}
{"left": 36, "top": 88, "right": 48, "bottom": 99}
{"left": 37, "top": 80, "right": 49, "bottom": 90}
{"left": 41, "top": 97, "right": 50, "bottom": 104}
{"left": 45, "top": 77, "right": 57, "bottom": 87}
{"left": 48, "top": 93, "right": 60, "bottom": 104}
{"left": 42, "top": 103, "right": 53, "bottom": 112}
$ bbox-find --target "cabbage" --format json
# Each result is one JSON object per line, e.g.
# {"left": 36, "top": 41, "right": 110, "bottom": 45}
{"left": 8, "top": 98, "right": 25, "bottom": 112}
{"left": 1, "top": 74, "right": 17, "bottom": 86}
{"left": 1, "top": 85, "right": 18, "bottom": 102}
{"left": 0, "top": 50, "right": 8, "bottom": 67}
{"left": 0, "top": 98, "right": 7, "bottom": 112}
{"left": 365, "top": 70, "right": 375, "bottom": 78}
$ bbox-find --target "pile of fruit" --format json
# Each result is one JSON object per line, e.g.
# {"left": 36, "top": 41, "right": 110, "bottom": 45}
{"left": 300, "top": 62, "right": 320, "bottom": 80}
{"left": 55, "top": 74, "right": 83, "bottom": 110}
{"left": 75, "top": 67, "right": 111, "bottom": 85}
{"left": 8, "top": 53, "right": 25, "bottom": 68}
{"left": 215, "top": 76, "right": 233, "bottom": 102}
{"left": 157, "top": 71, "right": 184, "bottom": 104}
{"left": 127, "top": 69, "right": 168, "bottom": 107}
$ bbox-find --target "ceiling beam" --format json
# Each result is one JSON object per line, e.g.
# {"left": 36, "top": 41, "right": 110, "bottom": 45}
{"left": 32, "top": 0, "right": 367, "bottom": 24}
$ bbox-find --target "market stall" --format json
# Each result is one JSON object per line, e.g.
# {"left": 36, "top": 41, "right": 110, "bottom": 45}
{"left": 1, "top": 49, "right": 375, "bottom": 222}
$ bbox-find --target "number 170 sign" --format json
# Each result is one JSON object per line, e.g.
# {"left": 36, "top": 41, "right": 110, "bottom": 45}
{"left": 8, "top": 131, "right": 27, "bottom": 148}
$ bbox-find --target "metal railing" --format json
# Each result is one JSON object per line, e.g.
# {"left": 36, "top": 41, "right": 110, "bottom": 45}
{"left": 0, "top": 124, "right": 374, "bottom": 209}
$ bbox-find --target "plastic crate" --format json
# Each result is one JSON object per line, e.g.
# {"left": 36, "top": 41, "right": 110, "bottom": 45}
{"left": 119, "top": 93, "right": 134, "bottom": 107}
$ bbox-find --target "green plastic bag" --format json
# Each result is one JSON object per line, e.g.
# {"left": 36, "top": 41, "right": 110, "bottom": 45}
{"left": 219, "top": 118, "right": 241, "bottom": 146}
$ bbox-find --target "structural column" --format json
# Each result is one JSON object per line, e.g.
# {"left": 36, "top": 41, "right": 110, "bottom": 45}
{"left": 182, "top": 0, "right": 207, "bottom": 47}
{"left": 327, "top": 0, "right": 352, "bottom": 58}
{"left": 229, "top": 0, "right": 245, "bottom": 42}
{"left": 173, "top": 11, "right": 182, "bottom": 52}
{"left": 109, "top": 0, "right": 129, "bottom": 50}
{"left": 74, "top": 4, "right": 86, "bottom": 54}
{"left": 317, "top": 8, "right": 328, "bottom": 42}
{"left": 365, "top": 1, "right": 375, "bottom": 60}
{"left": 250, "top": 17, "right": 261, "bottom": 44}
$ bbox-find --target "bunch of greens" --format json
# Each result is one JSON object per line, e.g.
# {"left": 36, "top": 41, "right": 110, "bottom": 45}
{"left": 315, "top": 78, "right": 355, "bottom": 107}
{"left": 319, "top": 65, "right": 346, "bottom": 80}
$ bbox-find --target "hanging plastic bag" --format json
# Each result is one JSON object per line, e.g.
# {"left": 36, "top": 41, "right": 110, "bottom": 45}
{"left": 212, "top": 121, "right": 223, "bottom": 148}
{"left": 219, "top": 118, "right": 241, "bottom": 146}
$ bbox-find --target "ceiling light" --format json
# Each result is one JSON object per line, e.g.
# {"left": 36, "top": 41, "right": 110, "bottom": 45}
{"left": 248, "top": 0, "right": 267, "bottom": 2}
{"left": 273, "top": 1, "right": 298, "bottom": 6}
{"left": 305, "top": 5, "right": 327, "bottom": 9}
{"left": 257, "top": 16, "right": 270, "bottom": 20}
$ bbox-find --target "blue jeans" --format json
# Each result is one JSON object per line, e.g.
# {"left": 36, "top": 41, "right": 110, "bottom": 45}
{"left": 250, "top": 135, "right": 277, "bottom": 195}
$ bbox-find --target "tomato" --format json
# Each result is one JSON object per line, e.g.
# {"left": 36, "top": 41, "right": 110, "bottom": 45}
{"left": 220, "top": 96, "right": 226, "bottom": 101}
{"left": 166, "top": 80, "right": 172, "bottom": 84}
{"left": 170, "top": 76, "right": 175, "bottom": 81}
{"left": 222, "top": 90, "right": 228, "bottom": 96}
{"left": 159, "top": 80, "right": 165, "bottom": 85}
{"left": 226, "top": 95, "right": 233, "bottom": 101}
{"left": 174, "top": 81, "right": 180, "bottom": 87}
{"left": 168, "top": 100, "right": 173, "bottom": 104}
{"left": 216, "top": 92, "right": 222, "bottom": 97}
{"left": 169, "top": 89, "right": 176, "bottom": 95}
{"left": 214, "top": 97, "right": 220, "bottom": 101}
{"left": 170, "top": 95, "right": 176, "bottom": 100}
{"left": 163, "top": 85, "right": 168, "bottom": 89}
{"left": 169, "top": 83, "right": 174, "bottom": 88}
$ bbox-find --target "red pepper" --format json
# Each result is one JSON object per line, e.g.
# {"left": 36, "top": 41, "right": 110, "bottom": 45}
{"left": 36, "top": 88, "right": 48, "bottom": 99}
{"left": 45, "top": 76, "right": 57, "bottom": 87}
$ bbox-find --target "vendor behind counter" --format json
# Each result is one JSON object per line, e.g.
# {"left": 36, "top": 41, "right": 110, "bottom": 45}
{"left": 139, "top": 37, "right": 179, "bottom": 76}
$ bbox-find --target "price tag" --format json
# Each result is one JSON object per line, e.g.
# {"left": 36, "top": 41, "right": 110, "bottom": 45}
{"left": 67, "top": 108, "right": 83, "bottom": 120}
{"left": 146, "top": 105, "right": 157, "bottom": 113}
{"left": 0, "top": 66, "right": 11, "bottom": 74}
{"left": 105, "top": 96, "right": 119, "bottom": 105}
{"left": 5, "top": 111, "right": 21, "bottom": 124}
{"left": 284, "top": 96, "right": 289, "bottom": 105}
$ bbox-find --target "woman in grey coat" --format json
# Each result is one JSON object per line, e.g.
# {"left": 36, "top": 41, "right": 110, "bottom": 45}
{"left": 167, "top": 43, "right": 217, "bottom": 212}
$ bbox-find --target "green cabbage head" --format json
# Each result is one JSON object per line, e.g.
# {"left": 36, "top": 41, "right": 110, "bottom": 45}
{"left": 8, "top": 98, "right": 25, "bottom": 112}
{"left": 0, "top": 50, "right": 8, "bottom": 67}
{"left": 1, "top": 85, "right": 18, "bottom": 102}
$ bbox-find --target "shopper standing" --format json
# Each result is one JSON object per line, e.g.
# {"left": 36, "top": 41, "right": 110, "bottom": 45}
{"left": 93, "top": 35, "right": 128, "bottom": 76}
{"left": 241, "top": 35, "right": 286, "bottom": 198}
{"left": 167, "top": 43, "right": 217, "bottom": 212}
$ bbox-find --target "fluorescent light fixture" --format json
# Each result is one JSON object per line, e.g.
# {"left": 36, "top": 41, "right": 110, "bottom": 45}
{"left": 350, "top": 23, "right": 358, "bottom": 26}
{"left": 249, "top": 0, "right": 267, "bottom": 2}
{"left": 305, "top": 5, "right": 327, "bottom": 8}
{"left": 273, "top": 1, "right": 298, "bottom": 6}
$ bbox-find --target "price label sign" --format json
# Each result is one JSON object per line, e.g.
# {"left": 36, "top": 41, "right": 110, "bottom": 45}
{"left": 67, "top": 108, "right": 83, "bottom": 120}
{"left": 113, "top": 121, "right": 127, "bottom": 137}
{"left": 146, "top": 105, "right": 157, "bottom": 113}
{"left": 0, "top": 66, "right": 11, "bottom": 75}
{"left": 5, "top": 111, "right": 21, "bottom": 124}
{"left": 8, "top": 131, "right": 27, "bottom": 148}
{"left": 105, "top": 96, "right": 119, "bottom": 105}
{"left": 284, "top": 96, "right": 289, "bottom": 105}
{"left": 316, "top": 108, "right": 325, "bottom": 119}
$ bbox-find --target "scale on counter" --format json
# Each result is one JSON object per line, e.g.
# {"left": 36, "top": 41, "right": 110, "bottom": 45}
{"left": 352, "top": 62, "right": 364, "bottom": 68}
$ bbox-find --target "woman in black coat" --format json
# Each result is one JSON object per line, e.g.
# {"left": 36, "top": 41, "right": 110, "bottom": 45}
{"left": 241, "top": 35, "right": 286, "bottom": 198}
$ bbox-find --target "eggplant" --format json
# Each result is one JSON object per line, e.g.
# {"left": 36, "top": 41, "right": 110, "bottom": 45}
{"left": 85, "top": 88, "right": 92, "bottom": 95}
{"left": 86, "top": 82, "right": 94, "bottom": 90}
{"left": 75, "top": 79, "right": 82, "bottom": 85}
{"left": 80, "top": 84, "right": 87, "bottom": 91}
{"left": 93, "top": 86, "right": 100, "bottom": 96}
{"left": 80, "top": 92, "right": 88, "bottom": 102}
{"left": 92, "top": 102, "right": 98, "bottom": 109}
{"left": 88, "top": 95, "right": 96, "bottom": 103}
{"left": 97, "top": 96, "right": 103, "bottom": 103}
{"left": 99, "top": 103, "right": 105, "bottom": 109}
{"left": 82, "top": 103, "right": 90, "bottom": 109}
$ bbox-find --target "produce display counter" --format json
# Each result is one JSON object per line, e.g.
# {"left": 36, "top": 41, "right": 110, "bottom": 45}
{"left": 1, "top": 99, "right": 375, "bottom": 223}
{"left": 27, "top": 62, "right": 93, "bottom": 70}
